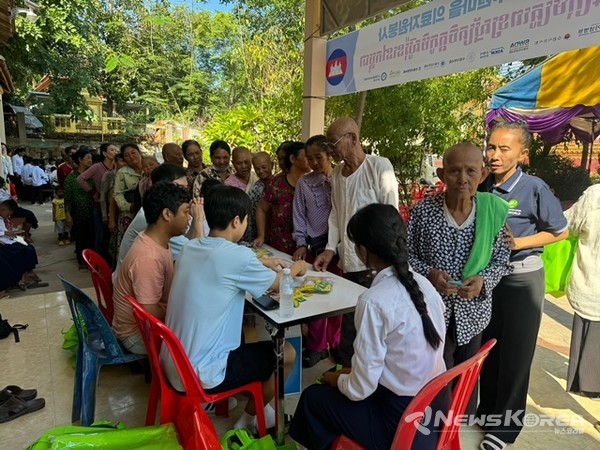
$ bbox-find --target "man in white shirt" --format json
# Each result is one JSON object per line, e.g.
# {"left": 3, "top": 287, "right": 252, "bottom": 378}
{"left": 314, "top": 116, "right": 399, "bottom": 366}
{"left": 31, "top": 160, "right": 50, "bottom": 204}
{"left": 11, "top": 147, "right": 26, "bottom": 199}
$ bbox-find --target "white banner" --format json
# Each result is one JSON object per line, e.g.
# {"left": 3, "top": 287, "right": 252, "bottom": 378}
{"left": 326, "top": 0, "right": 600, "bottom": 96}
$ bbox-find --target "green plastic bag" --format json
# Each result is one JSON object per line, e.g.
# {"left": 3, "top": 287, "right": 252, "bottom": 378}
{"left": 28, "top": 421, "right": 182, "bottom": 450}
{"left": 221, "top": 429, "right": 296, "bottom": 450}
{"left": 61, "top": 324, "right": 79, "bottom": 368}
{"left": 541, "top": 235, "right": 578, "bottom": 297}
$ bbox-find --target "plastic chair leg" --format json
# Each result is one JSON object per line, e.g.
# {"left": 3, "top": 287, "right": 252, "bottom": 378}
{"left": 80, "top": 353, "right": 100, "bottom": 426}
{"left": 252, "top": 389, "right": 267, "bottom": 437}
{"left": 215, "top": 398, "right": 229, "bottom": 417}
{"left": 71, "top": 345, "right": 84, "bottom": 423}
{"left": 146, "top": 376, "right": 160, "bottom": 425}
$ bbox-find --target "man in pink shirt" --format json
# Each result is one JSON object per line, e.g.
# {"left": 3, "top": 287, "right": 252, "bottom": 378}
{"left": 112, "top": 181, "right": 198, "bottom": 354}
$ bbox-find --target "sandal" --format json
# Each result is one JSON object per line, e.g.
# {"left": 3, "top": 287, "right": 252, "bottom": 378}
{"left": 0, "top": 395, "right": 45, "bottom": 423}
{"left": 23, "top": 281, "right": 50, "bottom": 290}
{"left": 302, "top": 349, "right": 329, "bottom": 368}
{"left": 480, "top": 433, "right": 507, "bottom": 450}
{"left": 0, "top": 386, "right": 37, "bottom": 403}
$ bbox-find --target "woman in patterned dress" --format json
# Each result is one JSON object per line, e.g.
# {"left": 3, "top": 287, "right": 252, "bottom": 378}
{"left": 253, "top": 141, "right": 310, "bottom": 254}
{"left": 65, "top": 146, "right": 95, "bottom": 270}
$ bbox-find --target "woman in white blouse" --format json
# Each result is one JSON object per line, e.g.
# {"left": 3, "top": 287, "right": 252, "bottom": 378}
{"left": 289, "top": 204, "right": 447, "bottom": 450}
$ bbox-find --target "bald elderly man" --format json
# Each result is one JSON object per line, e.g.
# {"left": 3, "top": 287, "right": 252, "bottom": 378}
{"left": 407, "top": 142, "right": 512, "bottom": 373}
{"left": 313, "top": 116, "right": 399, "bottom": 367}
{"left": 224, "top": 146, "right": 259, "bottom": 193}
{"left": 162, "top": 142, "right": 184, "bottom": 166}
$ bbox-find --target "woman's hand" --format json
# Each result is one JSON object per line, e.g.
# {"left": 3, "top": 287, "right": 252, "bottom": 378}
{"left": 293, "top": 246, "right": 307, "bottom": 261}
{"left": 252, "top": 236, "right": 265, "bottom": 248}
{"left": 261, "top": 257, "right": 289, "bottom": 271}
{"left": 4, "top": 230, "right": 16, "bottom": 238}
{"left": 322, "top": 368, "right": 351, "bottom": 388}
{"left": 108, "top": 217, "right": 117, "bottom": 233}
{"left": 427, "top": 268, "right": 459, "bottom": 296}
{"left": 66, "top": 215, "right": 73, "bottom": 228}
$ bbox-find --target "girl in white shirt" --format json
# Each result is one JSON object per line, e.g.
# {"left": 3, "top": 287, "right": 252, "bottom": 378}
{"left": 289, "top": 204, "right": 447, "bottom": 450}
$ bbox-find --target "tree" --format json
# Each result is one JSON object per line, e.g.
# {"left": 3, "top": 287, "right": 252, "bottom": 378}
{"left": 5, "top": 0, "right": 106, "bottom": 118}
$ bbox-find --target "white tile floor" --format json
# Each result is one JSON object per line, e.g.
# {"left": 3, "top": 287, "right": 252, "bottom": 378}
{"left": 0, "top": 289, "right": 599, "bottom": 449}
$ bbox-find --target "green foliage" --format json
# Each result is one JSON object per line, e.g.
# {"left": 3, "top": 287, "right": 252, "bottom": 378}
{"left": 524, "top": 138, "right": 591, "bottom": 201}
{"left": 327, "top": 68, "right": 495, "bottom": 183}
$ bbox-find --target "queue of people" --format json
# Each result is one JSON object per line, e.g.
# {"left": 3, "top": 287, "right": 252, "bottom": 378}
{"left": 2, "top": 116, "right": 592, "bottom": 449}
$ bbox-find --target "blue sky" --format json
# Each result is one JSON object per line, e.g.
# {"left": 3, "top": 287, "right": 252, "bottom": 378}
{"left": 171, "top": 0, "right": 232, "bottom": 11}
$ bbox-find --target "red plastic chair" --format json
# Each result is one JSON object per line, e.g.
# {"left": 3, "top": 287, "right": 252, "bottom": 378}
{"left": 174, "top": 403, "right": 221, "bottom": 450}
{"left": 332, "top": 339, "right": 497, "bottom": 450}
{"left": 82, "top": 249, "right": 114, "bottom": 323}
{"left": 125, "top": 295, "right": 268, "bottom": 437}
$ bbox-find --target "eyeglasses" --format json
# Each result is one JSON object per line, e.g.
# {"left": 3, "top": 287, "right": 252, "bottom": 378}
{"left": 325, "top": 133, "right": 351, "bottom": 150}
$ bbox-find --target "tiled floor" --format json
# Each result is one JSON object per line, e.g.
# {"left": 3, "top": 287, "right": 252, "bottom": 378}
{"left": 0, "top": 289, "right": 599, "bottom": 449}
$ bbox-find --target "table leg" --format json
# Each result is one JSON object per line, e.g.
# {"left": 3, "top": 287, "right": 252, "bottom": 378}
{"left": 273, "top": 327, "right": 286, "bottom": 445}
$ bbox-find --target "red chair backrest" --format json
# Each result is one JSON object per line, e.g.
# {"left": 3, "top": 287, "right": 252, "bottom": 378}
{"left": 82, "top": 249, "right": 114, "bottom": 323}
{"left": 175, "top": 403, "right": 222, "bottom": 450}
{"left": 391, "top": 339, "right": 497, "bottom": 450}
{"left": 125, "top": 296, "right": 220, "bottom": 436}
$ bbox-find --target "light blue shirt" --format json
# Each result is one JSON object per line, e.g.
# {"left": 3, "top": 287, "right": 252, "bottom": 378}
{"left": 166, "top": 237, "right": 276, "bottom": 389}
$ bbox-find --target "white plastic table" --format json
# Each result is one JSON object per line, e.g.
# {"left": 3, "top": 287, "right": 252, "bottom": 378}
{"left": 245, "top": 246, "right": 367, "bottom": 444}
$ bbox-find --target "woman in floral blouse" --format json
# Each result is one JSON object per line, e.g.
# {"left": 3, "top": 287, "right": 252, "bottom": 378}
{"left": 113, "top": 143, "right": 143, "bottom": 248}
{"left": 253, "top": 141, "right": 310, "bottom": 254}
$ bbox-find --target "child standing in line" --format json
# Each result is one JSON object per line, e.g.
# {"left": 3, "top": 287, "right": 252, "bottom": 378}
{"left": 52, "top": 188, "right": 68, "bottom": 245}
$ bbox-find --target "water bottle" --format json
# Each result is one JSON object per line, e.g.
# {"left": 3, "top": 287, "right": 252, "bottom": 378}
{"left": 279, "top": 268, "right": 295, "bottom": 319}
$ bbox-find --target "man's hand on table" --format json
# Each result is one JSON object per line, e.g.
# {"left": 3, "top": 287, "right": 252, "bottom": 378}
{"left": 293, "top": 246, "right": 307, "bottom": 261}
{"left": 313, "top": 249, "right": 334, "bottom": 272}
{"left": 260, "top": 257, "right": 289, "bottom": 271}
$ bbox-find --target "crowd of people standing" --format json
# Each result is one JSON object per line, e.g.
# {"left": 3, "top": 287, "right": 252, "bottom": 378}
{"left": 0, "top": 116, "right": 595, "bottom": 448}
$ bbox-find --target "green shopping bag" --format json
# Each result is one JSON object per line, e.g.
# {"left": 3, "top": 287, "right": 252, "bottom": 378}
{"left": 28, "top": 421, "right": 182, "bottom": 450}
{"left": 221, "top": 428, "right": 296, "bottom": 450}
{"left": 541, "top": 235, "right": 578, "bottom": 297}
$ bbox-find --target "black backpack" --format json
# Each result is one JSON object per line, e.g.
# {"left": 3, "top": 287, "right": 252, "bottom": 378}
{"left": 0, "top": 314, "right": 28, "bottom": 342}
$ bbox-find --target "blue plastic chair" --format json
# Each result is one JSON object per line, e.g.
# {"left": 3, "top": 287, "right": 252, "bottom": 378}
{"left": 58, "top": 275, "right": 147, "bottom": 425}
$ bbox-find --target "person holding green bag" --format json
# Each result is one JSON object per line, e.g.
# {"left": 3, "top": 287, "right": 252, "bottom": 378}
{"left": 477, "top": 122, "right": 568, "bottom": 450}
{"left": 564, "top": 184, "right": 600, "bottom": 398}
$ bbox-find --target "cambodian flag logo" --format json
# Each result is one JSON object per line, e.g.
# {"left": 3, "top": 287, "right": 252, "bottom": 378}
{"left": 327, "top": 49, "right": 347, "bottom": 86}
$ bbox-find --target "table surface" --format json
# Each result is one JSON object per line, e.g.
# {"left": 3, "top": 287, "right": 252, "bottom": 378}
{"left": 245, "top": 246, "right": 367, "bottom": 328}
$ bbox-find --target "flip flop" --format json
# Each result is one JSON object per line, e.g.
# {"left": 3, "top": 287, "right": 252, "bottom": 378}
{"left": 0, "top": 386, "right": 37, "bottom": 403}
{"left": 24, "top": 281, "right": 49, "bottom": 289}
{"left": 0, "top": 395, "right": 45, "bottom": 423}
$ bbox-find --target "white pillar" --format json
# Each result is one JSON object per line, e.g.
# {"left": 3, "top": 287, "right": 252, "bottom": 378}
{"left": 302, "top": 0, "right": 327, "bottom": 140}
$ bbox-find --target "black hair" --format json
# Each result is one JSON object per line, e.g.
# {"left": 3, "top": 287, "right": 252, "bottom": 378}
{"left": 204, "top": 184, "right": 251, "bottom": 231}
{"left": 0, "top": 176, "right": 5, "bottom": 188}
{"left": 283, "top": 141, "right": 305, "bottom": 171}
{"left": 305, "top": 135, "right": 328, "bottom": 152}
{"left": 200, "top": 178, "right": 221, "bottom": 198}
{"left": 1, "top": 199, "right": 18, "bottom": 212}
{"left": 143, "top": 181, "right": 191, "bottom": 225}
{"left": 120, "top": 143, "right": 140, "bottom": 157}
{"left": 72, "top": 146, "right": 92, "bottom": 165}
{"left": 276, "top": 140, "right": 293, "bottom": 155}
{"left": 209, "top": 140, "right": 231, "bottom": 158}
{"left": 490, "top": 121, "right": 532, "bottom": 149}
{"left": 347, "top": 204, "right": 442, "bottom": 350}
{"left": 15, "top": 146, "right": 27, "bottom": 155}
{"left": 99, "top": 143, "right": 115, "bottom": 158}
{"left": 182, "top": 140, "right": 202, "bottom": 158}
{"left": 150, "top": 163, "right": 187, "bottom": 185}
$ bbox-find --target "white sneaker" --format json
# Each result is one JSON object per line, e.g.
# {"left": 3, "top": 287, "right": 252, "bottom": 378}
{"left": 203, "top": 397, "right": 238, "bottom": 414}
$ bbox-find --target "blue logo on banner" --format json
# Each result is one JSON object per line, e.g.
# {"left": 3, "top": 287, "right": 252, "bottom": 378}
{"left": 327, "top": 49, "right": 347, "bottom": 86}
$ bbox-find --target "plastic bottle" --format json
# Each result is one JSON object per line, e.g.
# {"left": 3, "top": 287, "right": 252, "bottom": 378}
{"left": 279, "top": 268, "right": 295, "bottom": 319}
